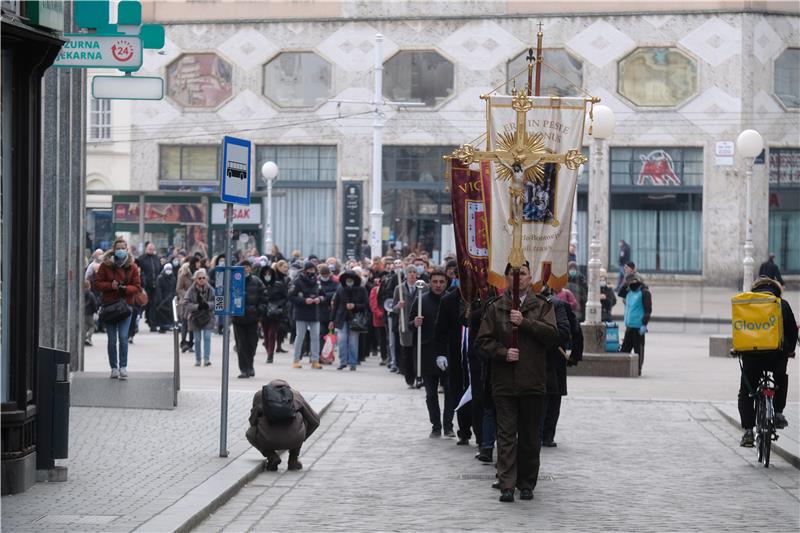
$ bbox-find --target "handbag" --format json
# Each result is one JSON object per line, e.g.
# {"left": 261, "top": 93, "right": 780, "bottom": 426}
{"left": 266, "top": 302, "right": 284, "bottom": 319}
{"left": 100, "top": 270, "right": 132, "bottom": 324}
{"left": 349, "top": 311, "right": 368, "bottom": 332}
{"left": 132, "top": 289, "right": 149, "bottom": 307}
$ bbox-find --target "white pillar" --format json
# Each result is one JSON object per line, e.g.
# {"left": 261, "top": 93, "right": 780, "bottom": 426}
{"left": 585, "top": 138, "right": 604, "bottom": 325}
{"left": 265, "top": 178, "right": 273, "bottom": 256}
{"left": 369, "top": 33, "right": 384, "bottom": 260}
{"left": 742, "top": 159, "right": 754, "bottom": 292}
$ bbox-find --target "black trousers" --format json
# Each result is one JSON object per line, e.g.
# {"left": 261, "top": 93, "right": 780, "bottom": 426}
{"left": 233, "top": 322, "right": 259, "bottom": 374}
{"left": 451, "top": 370, "right": 472, "bottom": 441}
{"left": 399, "top": 345, "right": 416, "bottom": 385}
{"left": 738, "top": 353, "right": 789, "bottom": 428}
{"left": 540, "top": 394, "right": 562, "bottom": 443}
{"left": 424, "top": 373, "right": 454, "bottom": 432}
{"left": 375, "top": 325, "right": 388, "bottom": 361}
{"left": 468, "top": 357, "right": 485, "bottom": 447}
{"left": 620, "top": 328, "right": 645, "bottom": 373}
{"left": 494, "top": 394, "right": 545, "bottom": 491}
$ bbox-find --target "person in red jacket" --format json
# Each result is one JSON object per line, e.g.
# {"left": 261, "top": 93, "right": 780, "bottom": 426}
{"left": 95, "top": 237, "right": 142, "bottom": 380}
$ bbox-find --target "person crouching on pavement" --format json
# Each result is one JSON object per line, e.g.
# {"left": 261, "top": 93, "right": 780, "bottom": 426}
{"left": 409, "top": 269, "right": 453, "bottom": 438}
{"left": 476, "top": 262, "right": 558, "bottom": 503}
{"left": 246, "top": 379, "right": 320, "bottom": 471}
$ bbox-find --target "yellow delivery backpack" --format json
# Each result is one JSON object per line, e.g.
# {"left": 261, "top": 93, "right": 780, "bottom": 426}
{"left": 731, "top": 292, "right": 783, "bottom": 353}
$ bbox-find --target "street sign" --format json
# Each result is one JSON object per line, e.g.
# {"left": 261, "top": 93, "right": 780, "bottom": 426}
{"left": 221, "top": 136, "right": 252, "bottom": 205}
{"left": 212, "top": 266, "right": 245, "bottom": 316}
{"left": 92, "top": 75, "right": 163, "bottom": 100}
{"left": 342, "top": 182, "right": 362, "bottom": 260}
{"left": 53, "top": 34, "right": 143, "bottom": 69}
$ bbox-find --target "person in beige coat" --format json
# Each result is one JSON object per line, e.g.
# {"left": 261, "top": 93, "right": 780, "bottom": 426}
{"left": 176, "top": 261, "right": 195, "bottom": 352}
{"left": 246, "top": 379, "right": 320, "bottom": 471}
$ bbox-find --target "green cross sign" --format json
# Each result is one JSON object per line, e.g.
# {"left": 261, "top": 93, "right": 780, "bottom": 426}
{"left": 75, "top": 0, "right": 165, "bottom": 53}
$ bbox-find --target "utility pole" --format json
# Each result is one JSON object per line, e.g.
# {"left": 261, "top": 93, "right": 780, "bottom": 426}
{"left": 369, "top": 34, "right": 384, "bottom": 260}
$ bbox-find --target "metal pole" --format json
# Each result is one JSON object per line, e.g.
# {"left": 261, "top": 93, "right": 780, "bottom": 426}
{"left": 585, "top": 138, "right": 603, "bottom": 325}
{"left": 369, "top": 33, "right": 385, "bottom": 260}
{"left": 415, "top": 279, "right": 426, "bottom": 381}
{"left": 261, "top": 193, "right": 268, "bottom": 256}
{"left": 219, "top": 203, "right": 233, "bottom": 458}
{"left": 570, "top": 189, "right": 579, "bottom": 258}
{"left": 742, "top": 159, "right": 755, "bottom": 292}
{"left": 138, "top": 193, "right": 145, "bottom": 254}
{"left": 266, "top": 177, "right": 273, "bottom": 255}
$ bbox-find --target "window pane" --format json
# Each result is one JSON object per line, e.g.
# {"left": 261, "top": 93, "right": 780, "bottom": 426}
{"left": 618, "top": 47, "right": 697, "bottom": 107}
{"left": 507, "top": 48, "right": 583, "bottom": 97}
{"left": 383, "top": 145, "right": 455, "bottom": 183}
{"left": 264, "top": 52, "right": 332, "bottom": 107}
{"left": 255, "top": 145, "right": 337, "bottom": 184}
{"left": 774, "top": 48, "right": 800, "bottom": 108}
{"left": 769, "top": 148, "right": 800, "bottom": 187}
{"left": 159, "top": 146, "right": 181, "bottom": 181}
{"left": 182, "top": 146, "right": 218, "bottom": 181}
{"left": 383, "top": 51, "right": 454, "bottom": 107}
{"left": 610, "top": 147, "right": 703, "bottom": 187}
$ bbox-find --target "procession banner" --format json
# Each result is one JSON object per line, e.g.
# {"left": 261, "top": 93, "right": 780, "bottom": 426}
{"left": 485, "top": 95, "right": 587, "bottom": 291}
{"left": 447, "top": 158, "right": 491, "bottom": 303}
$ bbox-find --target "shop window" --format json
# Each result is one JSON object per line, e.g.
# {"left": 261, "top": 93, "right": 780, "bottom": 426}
{"left": 383, "top": 51, "right": 454, "bottom": 107}
{"left": 167, "top": 53, "right": 233, "bottom": 108}
{"left": 774, "top": 48, "right": 800, "bottom": 109}
{"left": 618, "top": 47, "right": 697, "bottom": 107}
{"left": 768, "top": 148, "right": 800, "bottom": 273}
{"left": 609, "top": 147, "right": 703, "bottom": 273}
{"left": 263, "top": 52, "right": 332, "bottom": 108}
{"left": 89, "top": 97, "right": 111, "bottom": 141}
{"left": 159, "top": 145, "right": 221, "bottom": 188}
{"left": 507, "top": 48, "right": 583, "bottom": 97}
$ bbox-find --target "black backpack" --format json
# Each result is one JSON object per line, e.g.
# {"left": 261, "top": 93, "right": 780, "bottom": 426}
{"left": 261, "top": 383, "right": 295, "bottom": 424}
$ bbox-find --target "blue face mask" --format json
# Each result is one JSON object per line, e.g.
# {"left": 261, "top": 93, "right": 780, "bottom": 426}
{"left": 114, "top": 250, "right": 127, "bottom": 260}
{"left": 415, "top": 265, "right": 424, "bottom": 275}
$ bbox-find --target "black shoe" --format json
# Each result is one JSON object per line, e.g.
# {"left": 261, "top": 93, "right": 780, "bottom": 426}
{"left": 266, "top": 357, "right": 273, "bottom": 364}
{"left": 237, "top": 373, "right": 249, "bottom": 379}
{"left": 264, "top": 454, "right": 281, "bottom": 471}
{"left": 774, "top": 413, "right": 788, "bottom": 429}
{"left": 443, "top": 429, "right": 456, "bottom": 438}
{"left": 204, "top": 361, "right": 212, "bottom": 367}
{"left": 276, "top": 346, "right": 287, "bottom": 353}
{"left": 429, "top": 429, "right": 441, "bottom": 438}
{"left": 476, "top": 448, "right": 493, "bottom": 463}
{"left": 180, "top": 342, "right": 189, "bottom": 353}
{"left": 414, "top": 378, "right": 424, "bottom": 389}
{"left": 456, "top": 437, "right": 469, "bottom": 446}
{"left": 491, "top": 480, "right": 500, "bottom": 490}
{"left": 249, "top": 368, "right": 255, "bottom": 377}
{"left": 499, "top": 489, "right": 514, "bottom": 503}
{"left": 519, "top": 488, "right": 533, "bottom": 500}
{"left": 740, "top": 429, "right": 755, "bottom": 447}
{"left": 542, "top": 441, "right": 557, "bottom": 448}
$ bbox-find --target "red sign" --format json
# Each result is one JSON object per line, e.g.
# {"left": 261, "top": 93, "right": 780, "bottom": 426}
{"left": 638, "top": 150, "right": 681, "bottom": 186}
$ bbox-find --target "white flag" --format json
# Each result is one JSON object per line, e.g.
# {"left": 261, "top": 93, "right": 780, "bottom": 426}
{"left": 484, "top": 95, "right": 587, "bottom": 291}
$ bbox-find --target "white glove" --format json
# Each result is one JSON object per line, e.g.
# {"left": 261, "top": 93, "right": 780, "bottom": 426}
{"left": 436, "top": 356, "right": 448, "bottom": 371}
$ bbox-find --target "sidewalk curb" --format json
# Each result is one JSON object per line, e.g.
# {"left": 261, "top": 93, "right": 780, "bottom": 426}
{"left": 711, "top": 403, "right": 800, "bottom": 470}
{"left": 134, "top": 393, "right": 337, "bottom": 533}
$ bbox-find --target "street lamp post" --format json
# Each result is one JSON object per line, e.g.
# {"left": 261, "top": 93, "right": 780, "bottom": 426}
{"left": 585, "top": 105, "right": 615, "bottom": 326}
{"left": 736, "top": 129, "right": 764, "bottom": 292}
{"left": 261, "top": 161, "right": 278, "bottom": 257}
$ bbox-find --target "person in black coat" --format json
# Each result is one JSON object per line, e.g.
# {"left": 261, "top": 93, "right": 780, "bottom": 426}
{"left": 259, "top": 265, "right": 288, "bottom": 364}
{"left": 434, "top": 288, "right": 472, "bottom": 445}
{"left": 541, "top": 294, "right": 584, "bottom": 447}
{"left": 469, "top": 295, "right": 498, "bottom": 463}
{"left": 288, "top": 261, "right": 324, "bottom": 368}
{"left": 317, "top": 264, "right": 339, "bottom": 349}
{"left": 152, "top": 263, "right": 177, "bottom": 331}
{"left": 758, "top": 253, "right": 785, "bottom": 286}
{"left": 136, "top": 242, "right": 162, "bottom": 331}
{"left": 409, "top": 269, "right": 452, "bottom": 438}
{"left": 232, "top": 261, "right": 267, "bottom": 378}
{"left": 599, "top": 269, "right": 617, "bottom": 322}
{"left": 330, "top": 270, "right": 368, "bottom": 370}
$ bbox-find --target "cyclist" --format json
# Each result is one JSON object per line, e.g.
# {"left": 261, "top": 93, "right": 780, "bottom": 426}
{"left": 738, "top": 277, "right": 798, "bottom": 447}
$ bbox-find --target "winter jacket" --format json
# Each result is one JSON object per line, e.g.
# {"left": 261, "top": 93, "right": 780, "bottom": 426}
{"left": 260, "top": 266, "right": 289, "bottom": 325}
{"left": 245, "top": 380, "right": 320, "bottom": 454}
{"left": 331, "top": 271, "right": 368, "bottom": 330}
{"left": 758, "top": 259, "right": 785, "bottom": 286}
{"left": 369, "top": 284, "right": 385, "bottom": 328}
{"left": 84, "top": 290, "right": 100, "bottom": 316}
{"left": 600, "top": 285, "right": 617, "bottom": 322}
{"left": 476, "top": 289, "right": 559, "bottom": 397}
{"left": 95, "top": 250, "right": 142, "bottom": 306}
{"left": 318, "top": 276, "right": 339, "bottom": 323}
{"left": 393, "top": 281, "right": 422, "bottom": 347}
{"left": 408, "top": 289, "right": 445, "bottom": 377}
{"left": 175, "top": 263, "right": 194, "bottom": 319}
{"left": 554, "top": 287, "right": 578, "bottom": 312}
{"left": 618, "top": 242, "right": 631, "bottom": 266}
{"left": 433, "top": 288, "right": 468, "bottom": 389}
{"left": 567, "top": 273, "right": 588, "bottom": 321}
{"left": 289, "top": 273, "right": 323, "bottom": 322}
{"left": 233, "top": 274, "right": 267, "bottom": 326}
{"left": 136, "top": 253, "right": 161, "bottom": 290}
{"left": 152, "top": 271, "right": 177, "bottom": 327}
{"left": 546, "top": 298, "right": 584, "bottom": 396}
{"left": 751, "top": 282, "right": 798, "bottom": 358}
{"left": 184, "top": 282, "right": 215, "bottom": 331}
{"left": 620, "top": 282, "right": 652, "bottom": 328}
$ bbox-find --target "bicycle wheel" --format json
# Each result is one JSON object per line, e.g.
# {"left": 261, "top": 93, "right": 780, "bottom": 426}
{"left": 763, "top": 399, "right": 773, "bottom": 468}
{"left": 755, "top": 398, "right": 765, "bottom": 464}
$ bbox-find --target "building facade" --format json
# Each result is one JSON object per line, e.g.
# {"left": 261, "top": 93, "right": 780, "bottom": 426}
{"left": 86, "top": 1, "right": 800, "bottom": 283}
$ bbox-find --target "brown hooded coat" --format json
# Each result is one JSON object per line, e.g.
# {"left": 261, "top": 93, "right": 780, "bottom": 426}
{"left": 245, "top": 380, "right": 320, "bottom": 454}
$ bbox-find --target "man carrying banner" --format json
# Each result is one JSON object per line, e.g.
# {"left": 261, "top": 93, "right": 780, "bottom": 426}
{"left": 477, "top": 262, "right": 558, "bottom": 503}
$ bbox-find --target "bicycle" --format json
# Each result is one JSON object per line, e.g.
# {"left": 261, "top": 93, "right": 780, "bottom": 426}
{"left": 738, "top": 354, "right": 779, "bottom": 468}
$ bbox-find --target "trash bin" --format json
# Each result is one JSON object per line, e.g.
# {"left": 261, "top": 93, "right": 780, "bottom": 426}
{"left": 36, "top": 347, "right": 70, "bottom": 471}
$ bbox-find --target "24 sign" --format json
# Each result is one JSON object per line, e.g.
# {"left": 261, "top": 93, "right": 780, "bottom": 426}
{"left": 53, "top": 34, "right": 143, "bottom": 69}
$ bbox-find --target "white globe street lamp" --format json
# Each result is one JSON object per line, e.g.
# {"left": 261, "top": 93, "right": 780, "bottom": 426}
{"left": 585, "top": 104, "right": 615, "bottom": 326}
{"left": 736, "top": 129, "right": 764, "bottom": 292}
{"left": 261, "top": 161, "right": 278, "bottom": 257}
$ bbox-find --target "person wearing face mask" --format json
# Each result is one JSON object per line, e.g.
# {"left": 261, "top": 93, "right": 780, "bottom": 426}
{"left": 259, "top": 263, "right": 288, "bottom": 363}
{"left": 136, "top": 242, "right": 162, "bottom": 332}
{"left": 598, "top": 268, "right": 617, "bottom": 322}
{"left": 566, "top": 261, "right": 587, "bottom": 322}
{"left": 152, "top": 263, "right": 177, "bottom": 332}
{"left": 176, "top": 258, "right": 195, "bottom": 353}
{"left": 184, "top": 268, "right": 215, "bottom": 367}
{"left": 95, "top": 237, "right": 142, "bottom": 380}
{"left": 317, "top": 265, "right": 339, "bottom": 357}
{"left": 618, "top": 273, "right": 652, "bottom": 376}
{"left": 289, "top": 261, "right": 324, "bottom": 369}
{"left": 413, "top": 259, "right": 429, "bottom": 283}
{"left": 233, "top": 261, "right": 268, "bottom": 378}
{"left": 330, "top": 270, "right": 368, "bottom": 371}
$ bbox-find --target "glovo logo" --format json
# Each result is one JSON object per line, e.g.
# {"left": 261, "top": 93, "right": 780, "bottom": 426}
{"left": 733, "top": 316, "right": 777, "bottom": 332}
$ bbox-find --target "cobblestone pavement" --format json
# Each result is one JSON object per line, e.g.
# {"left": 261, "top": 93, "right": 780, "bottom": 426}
{"left": 197, "top": 394, "right": 799, "bottom": 533}
{"left": 1, "top": 390, "right": 281, "bottom": 532}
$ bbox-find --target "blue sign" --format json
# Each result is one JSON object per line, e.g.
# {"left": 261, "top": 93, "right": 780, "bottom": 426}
{"left": 213, "top": 266, "right": 245, "bottom": 316}
{"left": 221, "top": 136, "right": 251, "bottom": 205}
